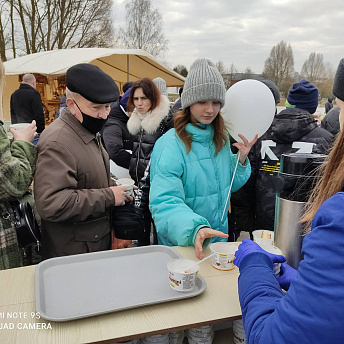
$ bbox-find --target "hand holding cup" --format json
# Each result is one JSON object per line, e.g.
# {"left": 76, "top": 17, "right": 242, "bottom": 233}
{"left": 9, "top": 120, "right": 37, "bottom": 143}
{"left": 233, "top": 238, "right": 286, "bottom": 269}
{"left": 116, "top": 178, "right": 135, "bottom": 196}
{"left": 110, "top": 185, "right": 134, "bottom": 206}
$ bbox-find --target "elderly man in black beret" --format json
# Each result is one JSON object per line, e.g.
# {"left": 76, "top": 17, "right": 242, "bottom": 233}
{"left": 34, "top": 64, "right": 133, "bottom": 259}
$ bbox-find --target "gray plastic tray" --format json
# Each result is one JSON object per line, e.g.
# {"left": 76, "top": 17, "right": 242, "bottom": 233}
{"left": 35, "top": 245, "right": 206, "bottom": 322}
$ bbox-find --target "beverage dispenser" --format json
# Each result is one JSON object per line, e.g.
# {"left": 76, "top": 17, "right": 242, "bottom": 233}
{"left": 274, "top": 153, "right": 326, "bottom": 268}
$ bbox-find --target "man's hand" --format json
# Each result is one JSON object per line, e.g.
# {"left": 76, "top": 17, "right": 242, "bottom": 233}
{"left": 233, "top": 238, "right": 286, "bottom": 269}
{"left": 10, "top": 120, "right": 37, "bottom": 143}
{"left": 194, "top": 227, "right": 229, "bottom": 259}
{"left": 110, "top": 185, "right": 134, "bottom": 206}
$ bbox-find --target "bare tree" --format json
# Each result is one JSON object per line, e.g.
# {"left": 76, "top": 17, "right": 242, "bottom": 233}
{"left": 316, "top": 62, "right": 335, "bottom": 98}
{"left": 173, "top": 64, "right": 188, "bottom": 77}
{"left": 242, "top": 66, "right": 254, "bottom": 79}
{"left": 0, "top": 1, "right": 12, "bottom": 61}
{"left": 300, "top": 52, "right": 326, "bottom": 84}
{"left": 229, "top": 63, "right": 237, "bottom": 75}
{"left": 116, "top": 0, "right": 168, "bottom": 57}
{"left": 300, "top": 53, "right": 335, "bottom": 98}
{"left": 225, "top": 63, "right": 238, "bottom": 87}
{"left": 215, "top": 60, "right": 235, "bottom": 89}
{"left": 215, "top": 60, "right": 228, "bottom": 75}
{"left": 262, "top": 40, "right": 294, "bottom": 88}
{"left": 0, "top": 0, "right": 115, "bottom": 61}
{"left": 280, "top": 76, "right": 294, "bottom": 99}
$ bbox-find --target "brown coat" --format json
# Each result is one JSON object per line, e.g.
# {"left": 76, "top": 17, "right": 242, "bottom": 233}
{"left": 34, "top": 110, "right": 115, "bottom": 259}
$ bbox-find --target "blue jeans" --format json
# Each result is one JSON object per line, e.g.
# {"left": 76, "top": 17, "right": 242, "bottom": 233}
{"left": 31, "top": 134, "right": 40, "bottom": 145}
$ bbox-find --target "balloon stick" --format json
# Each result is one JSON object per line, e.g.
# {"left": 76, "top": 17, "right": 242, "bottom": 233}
{"left": 221, "top": 152, "right": 240, "bottom": 222}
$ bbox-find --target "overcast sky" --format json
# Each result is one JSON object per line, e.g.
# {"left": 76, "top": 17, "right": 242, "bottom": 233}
{"left": 113, "top": 0, "right": 344, "bottom": 74}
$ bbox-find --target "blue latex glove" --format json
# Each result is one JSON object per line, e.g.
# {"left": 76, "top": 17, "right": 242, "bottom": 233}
{"left": 233, "top": 238, "right": 286, "bottom": 268}
{"left": 276, "top": 263, "right": 297, "bottom": 291}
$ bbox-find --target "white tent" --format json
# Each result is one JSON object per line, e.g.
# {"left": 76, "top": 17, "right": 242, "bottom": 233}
{"left": 2, "top": 48, "right": 185, "bottom": 121}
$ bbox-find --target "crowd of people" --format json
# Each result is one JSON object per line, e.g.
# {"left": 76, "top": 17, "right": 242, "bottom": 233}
{"left": 1, "top": 53, "right": 344, "bottom": 343}
{"left": 233, "top": 58, "right": 344, "bottom": 343}
{"left": 231, "top": 78, "right": 333, "bottom": 238}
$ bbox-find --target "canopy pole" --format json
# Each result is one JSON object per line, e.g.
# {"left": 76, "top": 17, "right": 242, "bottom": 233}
{"left": 127, "top": 55, "right": 129, "bottom": 81}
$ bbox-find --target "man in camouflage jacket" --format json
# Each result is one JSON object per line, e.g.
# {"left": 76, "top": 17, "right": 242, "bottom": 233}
{"left": 0, "top": 122, "right": 37, "bottom": 269}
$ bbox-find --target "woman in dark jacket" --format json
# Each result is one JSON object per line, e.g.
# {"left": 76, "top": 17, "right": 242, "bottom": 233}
{"left": 102, "top": 87, "right": 133, "bottom": 169}
{"left": 127, "top": 78, "right": 172, "bottom": 245}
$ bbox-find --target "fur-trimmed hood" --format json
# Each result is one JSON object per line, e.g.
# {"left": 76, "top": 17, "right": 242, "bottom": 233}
{"left": 127, "top": 95, "right": 170, "bottom": 135}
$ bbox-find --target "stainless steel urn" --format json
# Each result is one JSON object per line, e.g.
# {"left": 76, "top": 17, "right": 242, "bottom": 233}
{"left": 274, "top": 153, "right": 326, "bottom": 268}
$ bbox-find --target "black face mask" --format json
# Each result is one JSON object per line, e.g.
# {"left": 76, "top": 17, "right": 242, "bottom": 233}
{"left": 73, "top": 100, "right": 106, "bottom": 135}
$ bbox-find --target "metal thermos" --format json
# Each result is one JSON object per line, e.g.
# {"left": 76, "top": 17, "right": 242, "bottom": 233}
{"left": 274, "top": 153, "right": 326, "bottom": 268}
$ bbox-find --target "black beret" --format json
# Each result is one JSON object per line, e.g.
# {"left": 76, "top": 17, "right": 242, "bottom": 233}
{"left": 66, "top": 63, "right": 120, "bottom": 103}
{"left": 333, "top": 58, "right": 344, "bottom": 102}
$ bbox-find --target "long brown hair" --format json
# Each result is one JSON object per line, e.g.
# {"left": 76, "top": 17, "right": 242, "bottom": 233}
{"left": 301, "top": 125, "right": 344, "bottom": 230}
{"left": 127, "top": 78, "right": 160, "bottom": 113}
{"left": 174, "top": 107, "right": 228, "bottom": 155}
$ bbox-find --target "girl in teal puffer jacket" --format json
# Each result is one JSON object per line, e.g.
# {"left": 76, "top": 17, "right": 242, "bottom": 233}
{"left": 149, "top": 58, "right": 257, "bottom": 259}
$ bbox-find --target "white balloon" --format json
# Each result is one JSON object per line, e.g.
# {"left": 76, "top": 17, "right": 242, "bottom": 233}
{"left": 221, "top": 79, "right": 276, "bottom": 142}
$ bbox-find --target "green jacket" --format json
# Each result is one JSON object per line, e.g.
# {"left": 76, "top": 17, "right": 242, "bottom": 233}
{"left": 0, "top": 121, "right": 37, "bottom": 269}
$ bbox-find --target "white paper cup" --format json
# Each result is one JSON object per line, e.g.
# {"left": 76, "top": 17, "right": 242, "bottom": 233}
{"left": 142, "top": 334, "right": 169, "bottom": 343}
{"left": 252, "top": 230, "right": 274, "bottom": 246}
{"left": 169, "top": 330, "right": 185, "bottom": 344}
{"left": 259, "top": 243, "right": 283, "bottom": 256}
{"left": 167, "top": 259, "right": 199, "bottom": 292}
{"left": 188, "top": 325, "right": 214, "bottom": 334}
{"left": 209, "top": 242, "right": 237, "bottom": 271}
{"left": 8, "top": 123, "right": 31, "bottom": 130}
{"left": 116, "top": 339, "right": 140, "bottom": 344}
{"left": 188, "top": 330, "right": 214, "bottom": 339}
{"left": 187, "top": 334, "right": 214, "bottom": 344}
{"left": 170, "top": 330, "right": 185, "bottom": 338}
{"left": 233, "top": 319, "right": 246, "bottom": 344}
{"left": 258, "top": 243, "right": 283, "bottom": 278}
{"left": 116, "top": 178, "right": 135, "bottom": 196}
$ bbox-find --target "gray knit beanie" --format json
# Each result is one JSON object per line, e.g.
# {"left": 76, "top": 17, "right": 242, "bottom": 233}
{"left": 153, "top": 77, "right": 167, "bottom": 96}
{"left": 181, "top": 58, "right": 226, "bottom": 109}
{"left": 333, "top": 58, "right": 344, "bottom": 102}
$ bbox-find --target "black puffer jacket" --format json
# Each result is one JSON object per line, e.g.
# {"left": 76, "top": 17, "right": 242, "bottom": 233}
{"left": 321, "top": 107, "right": 340, "bottom": 137}
{"left": 237, "top": 108, "right": 333, "bottom": 231}
{"left": 325, "top": 101, "right": 333, "bottom": 114}
{"left": 102, "top": 100, "right": 133, "bottom": 169}
{"left": 127, "top": 95, "right": 173, "bottom": 209}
